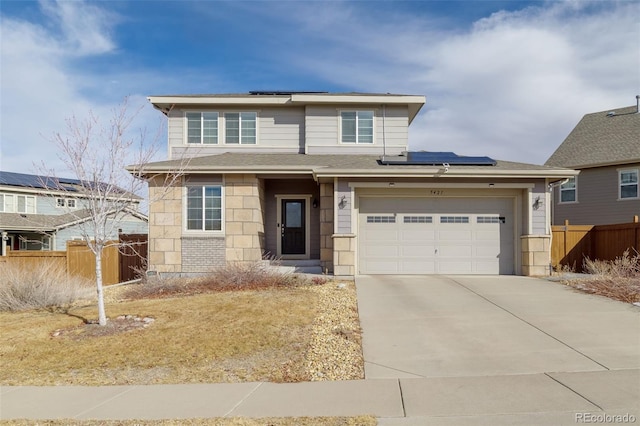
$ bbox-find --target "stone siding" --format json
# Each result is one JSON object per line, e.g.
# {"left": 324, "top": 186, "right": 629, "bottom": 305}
{"left": 225, "top": 174, "right": 265, "bottom": 263}
{"left": 333, "top": 234, "right": 356, "bottom": 277}
{"left": 148, "top": 177, "right": 182, "bottom": 274}
{"left": 320, "top": 182, "right": 334, "bottom": 273}
{"left": 521, "top": 235, "right": 551, "bottom": 276}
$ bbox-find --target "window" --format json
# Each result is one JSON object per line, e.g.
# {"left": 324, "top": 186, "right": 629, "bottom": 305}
{"left": 42, "top": 236, "right": 51, "bottom": 251}
{"left": 404, "top": 216, "right": 433, "bottom": 223}
{"left": 559, "top": 177, "right": 577, "bottom": 203}
{"left": 341, "top": 111, "right": 374, "bottom": 143}
{"left": 186, "top": 185, "right": 222, "bottom": 231}
{"left": 186, "top": 112, "right": 218, "bottom": 144}
{"left": 366, "top": 216, "right": 395, "bottom": 223}
{"left": 477, "top": 216, "right": 504, "bottom": 224}
{"left": 440, "top": 216, "right": 469, "bottom": 223}
{"left": 225, "top": 112, "right": 257, "bottom": 144}
{"left": 0, "top": 194, "right": 35, "bottom": 213}
{"left": 619, "top": 169, "right": 638, "bottom": 199}
{"left": 56, "top": 198, "right": 76, "bottom": 208}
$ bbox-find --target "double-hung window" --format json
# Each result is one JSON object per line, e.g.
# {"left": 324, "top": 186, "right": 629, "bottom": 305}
{"left": 187, "top": 112, "right": 218, "bottom": 144}
{"left": 0, "top": 193, "right": 35, "bottom": 213}
{"left": 341, "top": 111, "right": 374, "bottom": 143}
{"left": 559, "top": 177, "right": 577, "bottom": 203}
{"left": 619, "top": 169, "right": 639, "bottom": 199}
{"left": 186, "top": 185, "right": 222, "bottom": 231}
{"left": 225, "top": 112, "right": 257, "bottom": 144}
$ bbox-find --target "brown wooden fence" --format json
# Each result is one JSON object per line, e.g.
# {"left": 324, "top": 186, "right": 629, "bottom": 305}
{"left": 1, "top": 234, "right": 148, "bottom": 285}
{"left": 552, "top": 217, "right": 640, "bottom": 272}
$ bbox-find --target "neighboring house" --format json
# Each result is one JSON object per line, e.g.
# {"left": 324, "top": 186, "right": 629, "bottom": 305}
{"left": 0, "top": 171, "right": 148, "bottom": 254}
{"left": 131, "top": 92, "right": 576, "bottom": 277}
{"left": 545, "top": 100, "right": 640, "bottom": 225}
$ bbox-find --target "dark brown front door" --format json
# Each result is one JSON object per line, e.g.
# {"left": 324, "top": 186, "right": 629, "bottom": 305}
{"left": 281, "top": 199, "right": 305, "bottom": 255}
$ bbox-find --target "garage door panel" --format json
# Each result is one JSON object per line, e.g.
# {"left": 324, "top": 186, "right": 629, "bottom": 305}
{"left": 359, "top": 196, "right": 515, "bottom": 275}
{"left": 362, "top": 245, "right": 400, "bottom": 257}
{"left": 400, "top": 230, "right": 436, "bottom": 241}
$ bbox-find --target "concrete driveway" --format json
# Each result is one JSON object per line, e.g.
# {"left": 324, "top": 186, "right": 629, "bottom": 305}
{"left": 356, "top": 275, "right": 639, "bottom": 378}
{"left": 357, "top": 275, "right": 640, "bottom": 424}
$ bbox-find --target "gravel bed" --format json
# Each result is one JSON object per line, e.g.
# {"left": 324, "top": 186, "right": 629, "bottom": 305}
{"left": 304, "top": 280, "right": 364, "bottom": 381}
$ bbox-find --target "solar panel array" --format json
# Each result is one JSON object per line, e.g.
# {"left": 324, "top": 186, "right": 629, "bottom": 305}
{"left": 380, "top": 151, "right": 496, "bottom": 166}
{"left": 0, "top": 171, "right": 81, "bottom": 192}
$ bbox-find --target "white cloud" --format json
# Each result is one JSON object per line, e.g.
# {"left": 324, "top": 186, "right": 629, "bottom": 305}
{"left": 0, "top": 1, "right": 162, "bottom": 177}
{"left": 264, "top": 1, "right": 639, "bottom": 164}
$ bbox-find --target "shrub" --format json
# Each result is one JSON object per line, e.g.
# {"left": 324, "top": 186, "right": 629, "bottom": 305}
{"left": 583, "top": 250, "right": 640, "bottom": 278}
{"left": 0, "top": 262, "right": 93, "bottom": 312}
{"left": 123, "top": 262, "right": 308, "bottom": 300}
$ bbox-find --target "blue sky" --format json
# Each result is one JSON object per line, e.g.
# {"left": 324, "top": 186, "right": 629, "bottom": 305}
{"left": 1, "top": 0, "right": 638, "bottom": 175}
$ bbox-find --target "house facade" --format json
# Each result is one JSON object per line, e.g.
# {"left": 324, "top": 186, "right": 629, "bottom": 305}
{"left": 0, "top": 171, "right": 148, "bottom": 254}
{"left": 545, "top": 102, "right": 640, "bottom": 225}
{"left": 135, "top": 92, "right": 576, "bottom": 277}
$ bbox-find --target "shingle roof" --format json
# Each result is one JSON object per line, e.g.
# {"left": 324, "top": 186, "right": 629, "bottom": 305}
{"left": 0, "top": 210, "right": 93, "bottom": 231}
{"left": 545, "top": 105, "right": 640, "bottom": 169}
{"left": 134, "top": 153, "right": 575, "bottom": 179}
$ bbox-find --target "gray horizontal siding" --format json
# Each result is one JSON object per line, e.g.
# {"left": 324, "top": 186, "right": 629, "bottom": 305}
{"left": 168, "top": 107, "right": 305, "bottom": 158}
{"left": 336, "top": 179, "right": 352, "bottom": 234}
{"left": 553, "top": 164, "right": 640, "bottom": 225}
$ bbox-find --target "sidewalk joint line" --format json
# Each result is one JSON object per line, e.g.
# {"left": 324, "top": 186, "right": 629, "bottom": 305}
{"left": 446, "top": 277, "right": 610, "bottom": 371}
{"left": 365, "top": 361, "right": 425, "bottom": 378}
{"left": 544, "top": 373, "right": 604, "bottom": 411}
{"left": 73, "top": 387, "right": 135, "bottom": 419}
{"left": 397, "top": 379, "right": 407, "bottom": 417}
{"left": 223, "top": 382, "right": 263, "bottom": 417}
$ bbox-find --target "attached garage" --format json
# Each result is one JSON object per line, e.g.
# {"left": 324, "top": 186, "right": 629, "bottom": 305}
{"left": 358, "top": 196, "right": 515, "bottom": 275}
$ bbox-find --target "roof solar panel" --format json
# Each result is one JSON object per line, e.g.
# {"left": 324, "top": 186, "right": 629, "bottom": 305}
{"left": 380, "top": 151, "right": 496, "bottom": 166}
{"left": 0, "top": 171, "right": 79, "bottom": 192}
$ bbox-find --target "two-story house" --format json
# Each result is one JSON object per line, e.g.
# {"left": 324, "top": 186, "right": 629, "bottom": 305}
{"left": 131, "top": 92, "right": 576, "bottom": 277}
{"left": 0, "top": 171, "right": 148, "bottom": 254}
{"left": 545, "top": 99, "right": 640, "bottom": 225}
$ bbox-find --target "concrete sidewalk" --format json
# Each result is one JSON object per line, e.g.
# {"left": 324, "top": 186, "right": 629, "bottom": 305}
{"left": 2, "top": 370, "right": 638, "bottom": 424}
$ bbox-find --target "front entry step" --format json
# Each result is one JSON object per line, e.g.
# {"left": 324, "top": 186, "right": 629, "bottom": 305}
{"left": 270, "top": 259, "right": 323, "bottom": 274}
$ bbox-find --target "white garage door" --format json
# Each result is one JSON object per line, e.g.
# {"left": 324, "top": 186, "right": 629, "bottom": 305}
{"left": 359, "top": 197, "right": 515, "bottom": 275}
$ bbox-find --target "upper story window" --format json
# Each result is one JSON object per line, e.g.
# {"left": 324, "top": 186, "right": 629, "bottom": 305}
{"left": 225, "top": 112, "right": 257, "bottom": 144}
{"left": 56, "top": 198, "right": 76, "bottom": 208}
{"left": 341, "top": 111, "right": 374, "bottom": 144}
{"left": 0, "top": 193, "right": 36, "bottom": 214}
{"left": 559, "top": 177, "right": 577, "bottom": 203}
{"left": 619, "top": 169, "right": 639, "bottom": 199}
{"left": 186, "top": 185, "right": 222, "bottom": 231}
{"left": 187, "top": 112, "right": 218, "bottom": 144}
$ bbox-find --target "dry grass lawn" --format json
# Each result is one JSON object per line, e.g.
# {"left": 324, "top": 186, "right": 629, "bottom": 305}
{"left": 0, "top": 284, "right": 328, "bottom": 385}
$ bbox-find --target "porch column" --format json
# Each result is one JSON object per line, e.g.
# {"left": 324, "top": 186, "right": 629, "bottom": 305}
{"left": 319, "top": 182, "right": 334, "bottom": 273}
{"left": 225, "top": 174, "right": 265, "bottom": 263}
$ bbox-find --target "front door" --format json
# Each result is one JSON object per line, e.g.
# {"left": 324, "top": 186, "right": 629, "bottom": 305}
{"left": 281, "top": 199, "right": 306, "bottom": 255}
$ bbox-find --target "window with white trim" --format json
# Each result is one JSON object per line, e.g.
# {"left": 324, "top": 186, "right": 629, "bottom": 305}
{"left": 186, "top": 185, "right": 222, "bottom": 231}
{"left": 0, "top": 193, "right": 36, "bottom": 213}
{"left": 619, "top": 169, "right": 638, "bottom": 199}
{"left": 187, "top": 112, "right": 218, "bottom": 144}
{"left": 225, "top": 112, "right": 257, "bottom": 144}
{"left": 56, "top": 198, "right": 76, "bottom": 208}
{"left": 341, "top": 111, "right": 374, "bottom": 143}
{"left": 559, "top": 177, "right": 577, "bottom": 203}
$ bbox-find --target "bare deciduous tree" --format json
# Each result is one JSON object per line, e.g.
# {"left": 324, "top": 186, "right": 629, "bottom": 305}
{"left": 40, "top": 97, "right": 183, "bottom": 326}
